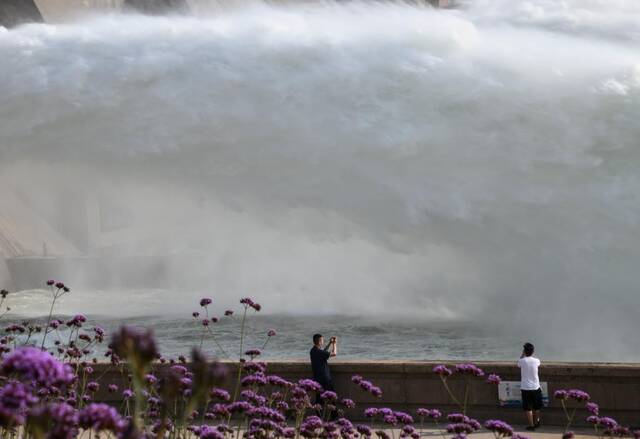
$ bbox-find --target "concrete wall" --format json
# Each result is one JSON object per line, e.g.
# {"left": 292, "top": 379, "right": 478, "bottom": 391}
{"left": 0, "top": 0, "right": 43, "bottom": 28}
{"left": 89, "top": 361, "right": 640, "bottom": 427}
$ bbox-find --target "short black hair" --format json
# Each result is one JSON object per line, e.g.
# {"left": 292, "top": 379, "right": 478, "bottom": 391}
{"left": 313, "top": 334, "right": 323, "bottom": 344}
{"left": 523, "top": 342, "right": 535, "bottom": 356}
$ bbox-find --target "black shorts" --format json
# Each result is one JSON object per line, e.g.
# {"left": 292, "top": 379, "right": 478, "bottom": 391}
{"left": 521, "top": 388, "right": 543, "bottom": 411}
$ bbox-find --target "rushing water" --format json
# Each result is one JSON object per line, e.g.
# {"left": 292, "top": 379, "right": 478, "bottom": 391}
{"left": 1, "top": 1, "right": 640, "bottom": 361}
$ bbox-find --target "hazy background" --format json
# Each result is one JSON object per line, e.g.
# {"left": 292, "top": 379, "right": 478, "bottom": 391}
{"left": 1, "top": 0, "right": 639, "bottom": 360}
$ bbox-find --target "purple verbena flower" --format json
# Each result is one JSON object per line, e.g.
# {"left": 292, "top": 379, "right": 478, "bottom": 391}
{"left": 364, "top": 408, "right": 379, "bottom": 418}
{"left": 0, "top": 381, "right": 38, "bottom": 425}
{"left": 455, "top": 363, "right": 485, "bottom": 377}
{"left": 395, "top": 412, "right": 414, "bottom": 425}
{"left": 78, "top": 403, "right": 123, "bottom": 432}
{"left": 341, "top": 398, "right": 356, "bottom": 409}
{"left": 586, "top": 402, "right": 599, "bottom": 415}
{"left": 210, "top": 388, "right": 231, "bottom": 401}
{"left": 484, "top": 420, "right": 514, "bottom": 437}
{"left": 298, "top": 379, "right": 322, "bottom": 392}
{"left": 1, "top": 347, "right": 75, "bottom": 387}
{"left": 28, "top": 402, "right": 78, "bottom": 439}
{"left": 200, "top": 298, "right": 212, "bottom": 307}
{"left": 109, "top": 326, "right": 158, "bottom": 365}
{"left": 267, "top": 329, "right": 277, "bottom": 337}
{"left": 600, "top": 417, "right": 618, "bottom": 429}
{"left": 433, "top": 365, "right": 452, "bottom": 377}
{"left": 487, "top": 374, "right": 502, "bottom": 385}
{"left": 321, "top": 390, "right": 338, "bottom": 401}
{"left": 567, "top": 389, "right": 590, "bottom": 402}
{"left": 245, "top": 349, "right": 261, "bottom": 358}
{"left": 554, "top": 390, "right": 569, "bottom": 400}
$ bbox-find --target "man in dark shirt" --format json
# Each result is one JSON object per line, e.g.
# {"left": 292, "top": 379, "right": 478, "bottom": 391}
{"left": 310, "top": 333, "right": 338, "bottom": 393}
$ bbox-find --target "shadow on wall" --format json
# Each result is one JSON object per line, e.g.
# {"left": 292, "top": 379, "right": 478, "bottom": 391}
{"left": 122, "top": 0, "right": 190, "bottom": 14}
{"left": 2, "top": 0, "right": 191, "bottom": 27}
{"left": 0, "top": 0, "right": 43, "bottom": 28}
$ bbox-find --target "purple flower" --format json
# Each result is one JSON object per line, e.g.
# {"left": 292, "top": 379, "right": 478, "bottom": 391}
{"left": 47, "top": 280, "right": 56, "bottom": 286}
{"left": 447, "top": 423, "right": 474, "bottom": 435}
{"left": 245, "top": 349, "right": 261, "bottom": 358}
{"left": 613, "top": 426, "right": 630, "bottom": 437}
{"left": 321, "top": 390, "right": 338, "bottom": 401}
{"left": 66, "top": 314, "right": 87, "bottom": 327}
{"left": 192, "top": 312, "right": 200, "bottom": 318}
{"left": 267, "top": 329, "right": 277, "bottom": 337}
{"left": 586, "top": 416, "right": 601, "bottom": 425}
{"left": 554, "top": 390, "right": 569, "bottom": 400}
{"left": 298, "top": 379, "right": 323, "bottom": 392}
{"left": 145, "top": 374, "right": 158, "bottom": 385}
{"left": 448, "top": 413, "right": 469, "bottom": 423}
{"left": 433, "top": 365, "right": 452, "bottom": 377}
{"left": 224, "top": 310, "right": 234, "bottom": 316}
{"left": 55, "top": 282, "right": 65, "bottom": 289}
{"left": 241, "top": 374, "right": 267, "bottom": 387}
{"left": 266, "top": 375, "right": 291, "bottom": 387}
{"left": 200, "top": 298, "right": 212, "bottom": 307}
{"left": 600, "top": 417, "right": 618, "bottom": 429}
{"left": 586, "top": 402, "right": 599, "bottom": 415}
{"left": 455, "top": 363, "right": 485, "bottom": 377}
{"left": 395, "top": 412, "right": 414, "bottom": 425}
{"left": 2, "top": 347, "right": 75, "bottom": 387}
{"left": 364, "top": 408, "right": 379, "bottom": 418}
{"left": 78, "top": 403, "right": 123, "bottom": 432}
{"left": 487, "top": 374, "right": 502, "bottom": 385}
{"left": 484, "top": 420, "right": 514, "bottom": 437}
{"left": 122, "top": 389, "right": 134, "bottom": 399}
{"left": 28, "top": 402, "right": 78, "bottom": 439}
{"left": 357, "top": 425, "right": 373, "bottom": 437}
{"left": 370, "top": 386, "right": 383, "bottom": 397}
{"left": 110, "top": 326, "right": 158, "bottom": 365}
{"left": 282, "top": 427, "right": 296, "bottom": 438}
{"left": 202, "top": 319, "right": 209, "bottom": 327}
{"left": 228, "top": 401, "right": 252, "bottom": 413}
{"left": 351, "top": 375, "right": 363, "bottom": 384}
{"left": 0, "top": 381, "right": 38, "bottom": 425}
{"left": 416, "top": 408, "right": 442, "bottom": 419}
{"left": 210, "top": 388, "right": 231, "bottom": 401}
{"left": 86, "top": 381, "right": 99, "bottom": 392}
{"left": 376, "top": 431, "right": 391, "bottom": 439}
{"left": 383, "top": 414, "right": 398, "bottom": 425}
{"left": 240, "top": 298, "right": 255, "bottom": 307}
{"left": 341, "top": 398, "right": 356, "bottom": 409}
{"left": 567, "top": 389, "right": 590, "bottom": 402}
{"left": 197, "top": 425, "right": 225, "bottom": 439}
{"left": 107, "top": 384, "right": 118, "bottom": 393}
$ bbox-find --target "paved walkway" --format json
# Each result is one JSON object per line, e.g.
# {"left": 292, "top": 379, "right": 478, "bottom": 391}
{"left": 419, "top": 427, "right": 595, "bottom": 438}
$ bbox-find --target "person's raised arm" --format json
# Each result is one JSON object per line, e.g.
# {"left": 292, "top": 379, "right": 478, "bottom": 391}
{"left": 330, "top": 337, "right": 337, "bottom": 357}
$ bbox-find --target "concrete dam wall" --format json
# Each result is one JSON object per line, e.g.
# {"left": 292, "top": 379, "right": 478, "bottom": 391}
{"left": 88, "top": 361, "right": 640, "bottom": 427}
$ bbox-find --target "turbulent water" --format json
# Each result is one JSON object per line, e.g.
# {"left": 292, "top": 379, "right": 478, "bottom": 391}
{"left": 1, "top": 1, "right": 640, "bottom": 361}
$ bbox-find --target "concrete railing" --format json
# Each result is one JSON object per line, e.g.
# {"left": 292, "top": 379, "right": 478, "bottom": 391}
{"left": 88, "top": 361, "right": 640, "bottom": 427}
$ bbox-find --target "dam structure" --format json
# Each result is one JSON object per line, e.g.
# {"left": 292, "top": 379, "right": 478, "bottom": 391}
{"left": 1, "top": 0, "right": 639, "bottom": 364}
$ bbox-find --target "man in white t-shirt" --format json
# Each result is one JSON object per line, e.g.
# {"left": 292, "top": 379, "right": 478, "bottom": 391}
{"left": 517, "top": 342, "right": 542, "bottom": 431}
